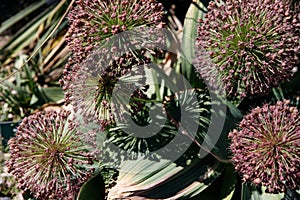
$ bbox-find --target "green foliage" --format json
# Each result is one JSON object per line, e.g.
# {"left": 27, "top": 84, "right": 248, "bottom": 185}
{"left": 0, "top": 0, "right": 69, "bottom": 121}
{"left": 241, "top": 184, "right": 285, "bottom": 200}
{"left": 0, "top": 55, "right": 64, "bottom": 120}
{"left": 107, "top": 155, "right": 224, "bottom": 199}
{"left": 181, "top": 0, "right": 207, "bottom": 88}
{"left": 77, "top": 173, "right": 105, "bottom": 200}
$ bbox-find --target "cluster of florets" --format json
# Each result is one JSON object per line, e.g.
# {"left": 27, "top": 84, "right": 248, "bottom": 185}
{"left": 66, "top": 49, "right": 150, "bottom": 130}
{"left": 60, "top": 0, "right": 165, "bottom": 130}
{"left": 7, "top": 110, "right": 95, "bottom": 199}
{"left": 229, "top": 100, "right": 300, "bottom": 193}
{"left": 66, "top": 0, "right": 164, "bottom": 63}
{"left": 195, "top": 0, "right": 300, "bottom": 100}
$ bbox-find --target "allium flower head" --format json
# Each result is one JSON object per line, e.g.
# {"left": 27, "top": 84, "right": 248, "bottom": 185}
{"left": 7, "top": 110, "right": 95, "bottom": 199}
{"left": 195, "top": 0, "right": 300, "bottom": 99}
{"left": 67, "top": 48, "right": 150, "bottom": 130}
{"left": 66, "top": 0, "right": 164, "bottom": 63}
{"left": 229, "top": 100, "right": 300, "bottom": 193}
{"left": 61, "top": 0, "right": 165, "bottom": 107}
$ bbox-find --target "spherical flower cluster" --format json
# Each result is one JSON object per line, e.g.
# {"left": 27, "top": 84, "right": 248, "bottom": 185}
{"left": 61, "top": 0, "right": 165, "bottom": 108}
{"left": 66, "top": 0, "right": 164, "bottom": 63}
{"left": 66, "top": 49, "right": 150, "bottom": 130}
{"left": 229, "top": 100, "right": 300, "bottom": 193}
{"left": 7, "top": 110, "right": 95, "bottom": 199}
{"left": 195, "top": 0, "right": 300, "bottom": 100}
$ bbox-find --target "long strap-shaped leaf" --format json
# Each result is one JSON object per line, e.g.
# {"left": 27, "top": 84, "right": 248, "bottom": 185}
{"left": 0, "top": 0, "right": 46, "bottom": 34}
{"left": 181, "top": 0, "right": 208, "bottom": 88}
{"left": 107, "top": 155, "right": 223, "bottom": 199}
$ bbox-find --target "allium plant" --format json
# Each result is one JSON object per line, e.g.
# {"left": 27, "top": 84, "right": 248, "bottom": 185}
{"left": 195, "top": 0, "right": 300, "bottom": 100}
{"left": 61, "top": 0, "right": 165, "bottom": 126}
{"left": 66, "top": 0, "right": 164, "bottom": 63}
{"left": 229, "top": 100, "right": 300, "bottom": 193}
{"left": 7, "top": 110, "right": 95, "bottom": 199}
{"left": 67, "top": 48, "right": 150, "bottom": 130}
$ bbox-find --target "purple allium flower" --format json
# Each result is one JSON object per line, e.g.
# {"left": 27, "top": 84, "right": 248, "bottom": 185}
{"left": 66, "top": 0, "right": 164, "bottom": 63}
{"left": 66, "top": 48, "right": 150, "bottom": 130}
{"left": 7, "top": 110, "right": 95, "bottom": 199}
{"left": 61, "top": 0, "right": 165, "bottom": 107}
{"left": 195, "top": 0, "right": 300, "bottom": 100}
{"left": 228, "top": 100, "right": 300, "bottom": 193}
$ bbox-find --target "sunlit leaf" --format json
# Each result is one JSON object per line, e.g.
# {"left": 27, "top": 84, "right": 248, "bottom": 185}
{"left": 107, "top": 155, "right": 224, "bottom": 199}
{"left": 181, "top": 0, "right": 208, "bottom": 88}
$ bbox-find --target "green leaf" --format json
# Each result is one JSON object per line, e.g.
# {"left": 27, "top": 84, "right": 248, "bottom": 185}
{"left": 0, "top": 0, "right": 46, "bottom": 34}
{"left": 284, "top": 189, "right": 300, "bottom": 200}
{"left": 181, "top": 0, "right": 208, "bottom": 88}
{"left": 189, "top": 163, "right": 237, "bottom": 200}
{"left": 272, "top": 87, "right": 285, "bottom": 101}
{"left": 272, "top": 70, "right": 300, "bottom": 104}
{"left": 3, "top": 11, "right": 52, "bottom": 54}
{"left": 107, "top": 155, "right": 224, "bottom": 199}
{"left": 41, "top": 87, "right": 64, "bottom": 102}
{"left": 241, "top": 184, "right": 285, "bottom": 200}
{"left": 30, "top": 94, "right": 39, "bottom": 105}
{"left": 77, "top": 173, "right": 105, "bottom": 200}
{"left": 220, "top": 164, "right": 237, "bottom": 199}
{"left": 209, "top": 97, "right": 243, "bottom": 160}
{"left": 0, "top": 0, "right": 68, "bottom": 58}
